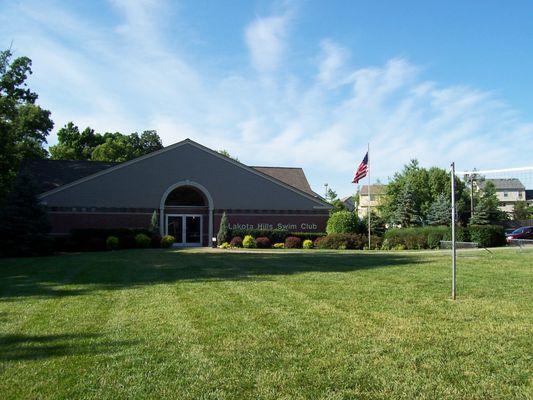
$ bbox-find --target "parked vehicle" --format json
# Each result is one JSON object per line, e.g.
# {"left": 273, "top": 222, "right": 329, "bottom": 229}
{"left": 506, "top": 226, "right": 533, "bottom": 243}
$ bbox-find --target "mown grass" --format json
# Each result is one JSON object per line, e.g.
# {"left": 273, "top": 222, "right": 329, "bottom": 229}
{"left": 0, "top": 248, "right": 531, "bottom": 399}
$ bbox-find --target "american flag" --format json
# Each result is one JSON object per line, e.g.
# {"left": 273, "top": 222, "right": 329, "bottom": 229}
{"left": 352, "top": 152, "right": 368, "bottom": 184}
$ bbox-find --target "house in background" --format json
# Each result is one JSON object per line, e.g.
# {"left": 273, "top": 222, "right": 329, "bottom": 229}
{"left": 526, "top": 190, "right": 533, "bottom": 206}
{"left": 477, "top": 178, "right": 526, "bottom": 215}
{"left": 356, "top": 184, "right": 386, "bottom": 218}
{"left": 341, "top": 195, "right": 356, "bottom": 212}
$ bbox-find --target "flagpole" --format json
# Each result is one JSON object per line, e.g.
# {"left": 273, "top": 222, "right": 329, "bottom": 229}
{"left": 367, "top": 142, "right": 371, "bottom": 250}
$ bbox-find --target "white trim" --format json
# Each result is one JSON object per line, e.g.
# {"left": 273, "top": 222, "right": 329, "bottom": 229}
{"left": 159, "top": 180, "right": 213, "bottom": 246}
{"left": 38, "top": 138, "right": 331, "bottom": 208}
{"left": 165, "top": 213, "right": 203, "bottom": 247}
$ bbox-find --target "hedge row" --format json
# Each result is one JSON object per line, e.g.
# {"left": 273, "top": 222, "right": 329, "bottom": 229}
{"left": 228, "top": 228, "right": 326, "bottom": 243}
{"left": 53, "top": 228, "right": 161, "bottom": 252}
{"left": 382, "top": 225, "right": 505, "bottom": 250}
{"left": 315, "top": 233, "right": 382, "bottom": 250}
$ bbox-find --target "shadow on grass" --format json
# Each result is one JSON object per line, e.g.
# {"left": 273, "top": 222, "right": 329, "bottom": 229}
{"left": 0, "top": 332, "right": 137, "bottom": 361}
{"left": 0, "top": 250, "right": 421, "bottom": 300}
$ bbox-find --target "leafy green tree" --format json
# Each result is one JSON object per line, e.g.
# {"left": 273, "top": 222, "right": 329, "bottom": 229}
{"left": 513, "top": 201, "right": 529, "bottom": 220}
{"left": 326, "top": 211, "right": 363, "bottom": 234}
{"left": 0, "top": 171, "right": 51, "bottom": 256}
{"left": 217, "top": 212, "right": 230, "bottom": 245}
{"left": 0, "top": 49, "right": 53, "bottom": 200}
{"left": 218, "top": 149, "right": 239, "bottom": 161}
{"left": 49, "top": 122, "right": 104, "bottom": 160}
{"left": 470, "top": 181, "right": 505, "bottom": 225}
{"left": 381, "top": 159, "right": 468, "bottom": 226}
{"left": 427, "top": 193, "right": 451, "bottom": 226}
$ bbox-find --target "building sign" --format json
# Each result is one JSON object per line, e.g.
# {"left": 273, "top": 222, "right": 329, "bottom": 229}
{"left": 229, "top": 222, "right": 319, "bottom": 231}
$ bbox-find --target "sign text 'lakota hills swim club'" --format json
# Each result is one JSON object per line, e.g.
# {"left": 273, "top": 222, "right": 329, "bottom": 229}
{"left": 229, "top": 222, "right": 319, "bottom": 231}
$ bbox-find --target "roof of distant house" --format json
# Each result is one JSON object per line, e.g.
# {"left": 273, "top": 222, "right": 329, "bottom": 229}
{"left": 359, "top": 184, "right": 387, "bottom": 195}
{"left": 479, "top": 178, "right": 525, "bottom": 190}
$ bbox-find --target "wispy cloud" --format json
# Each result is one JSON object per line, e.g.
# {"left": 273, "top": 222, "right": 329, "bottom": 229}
{"left": 244, "top": 10, "right": 291, "bottom": 73}
{"left": 1, "top": 0, "right": 532, "bottom": 195}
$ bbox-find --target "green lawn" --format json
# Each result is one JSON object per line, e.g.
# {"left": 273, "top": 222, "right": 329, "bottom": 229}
{"left": 0, "top": 248, "right": 531, "bottom": 399}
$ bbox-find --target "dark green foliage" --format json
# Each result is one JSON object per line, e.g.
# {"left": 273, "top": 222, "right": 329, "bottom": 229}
{"left": 427, "top": 193, "right": 451, "bottom": 226}
{"left": 383, "top": 227, "right": 449, "bottom": 250}
{"left": 255, "top": 237, "right": 271, "bottom": 248}
{"left": 217, "top": 212, "right": 230, "bottom": 245}
{"left": 49, "top": 122, "right": 163, "bottom": 162}
{"left": 512, "top": 201, "right": 529, "bottom": 220}
{"left": 62, "top": 228, "right": 155, "bottom": 252}
{"left": 0, "top": 171, "right": 51, "bottom": 256}
{"left": 315, "top": 233, "right": 367, "bottom": 250}
{"left": 470, "top": 181, "right": 506, "bottom": 225}
{"left": 217, "top": 149, "right": 239, "bottom": 161}
{"left": 284, "top": 236, "right": 302, "bottom": 249}
{"left": 134, "top": 233, "right": 151, "bottom": 248}
{"left": 0, "top": 50, "right": 53, "bottom": 200}
{"left": 230, "top": 236, "right": 243, "bottom": 248}
{"left": 326, "top": 211, "right": 362, "bottom": 234}
{"left": 380, "top": 160, "right": 469, "bottom": 226}
{"left": 468, "top": 225, "right": 506, "bottom": 248}
{"left": 106, "top": 236, "right": 119, "bottom": 250}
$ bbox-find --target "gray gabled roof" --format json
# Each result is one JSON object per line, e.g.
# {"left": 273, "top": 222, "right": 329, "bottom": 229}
{"left": 22, "top": 139, "right": 327, "bottom": 207}
{"left": 252, "top": 166, "right": 315, "bottom": 195}
{"left": 480, "top": 178, "right": 525, "bottom": 190}
{"left": 20, "top": 159, "right": 119, "bottom": 193}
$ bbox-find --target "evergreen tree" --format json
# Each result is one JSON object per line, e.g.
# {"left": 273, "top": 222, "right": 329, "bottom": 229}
{"left": 217, "top": 212, "right": 230, "bottom": 245}
{"left": 470, "top": 181, "right": 504, "bottom": 225}
{"left": 0, "top": 171, "right": 51, "bottom": 256}
{"left": 427, "top": 193, "right": 451, "bottom": 226}
{"left": 391, "top": 182, "right": 421, "bottom": 227}
{"left": 149, "top": 210, "right": 159, "bottom": 234}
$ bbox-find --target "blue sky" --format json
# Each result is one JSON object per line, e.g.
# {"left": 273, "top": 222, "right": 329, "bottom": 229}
{"left": 1, "top": 0, "right": 532, "bottom": 196}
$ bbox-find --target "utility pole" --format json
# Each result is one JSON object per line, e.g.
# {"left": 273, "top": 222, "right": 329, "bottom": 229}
{"left": 451, "top": 162, "right": 457, "bottom": 300}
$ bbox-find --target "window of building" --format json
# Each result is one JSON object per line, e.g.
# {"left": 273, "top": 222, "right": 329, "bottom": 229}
{"left": 503, "top": 192, "right": 508, "bottom": 197}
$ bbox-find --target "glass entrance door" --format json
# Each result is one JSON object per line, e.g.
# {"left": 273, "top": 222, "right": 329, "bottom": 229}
{"left": 166, "top": 215, "right": 202, "bottom": 246}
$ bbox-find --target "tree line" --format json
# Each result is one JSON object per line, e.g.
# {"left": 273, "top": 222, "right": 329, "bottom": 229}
{"left": 0, "top": 49, "right": 163, "bottom": 202}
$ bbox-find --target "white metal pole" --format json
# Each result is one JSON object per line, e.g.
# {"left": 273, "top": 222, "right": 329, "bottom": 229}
{"left": 451, "top": 162, "right": 457, "bottom": 300}
{"left": 367, "top": 143, "right": 371, "bottom": 250}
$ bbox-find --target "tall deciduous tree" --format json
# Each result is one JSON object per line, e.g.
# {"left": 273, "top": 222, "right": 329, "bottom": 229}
{"left": 50, "top": 123, "right": 163, "bottom": 162}
{"left": 0, "top": 171, "right": 51, "bottom": 256}
{"left": 380, "top": 159, "right": 468, "bottom": 226}
{"left": 0, "top": 49, "right": 53, "bottom": 200}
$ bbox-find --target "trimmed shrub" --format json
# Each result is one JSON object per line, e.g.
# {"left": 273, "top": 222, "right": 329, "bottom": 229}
{"left": 230, "top": 236, "right": 243, "bottom": 248}
{"left": 383, "top": 226, "right": 450, "bottom": 250}
{"left": 229, "top": 228, "right": 326, "bottom": 244}
{"left": 255, "top": 236, "right": 272, "bottom": 249}
{"left": 316, "top": 233, "right": 366, "bottom": 250}
{"left": 106, "top": 236, "right": 119, "bottom": 250}
{"left": 273, "top": 243, "right": 284, "bottom": 249}
{"left": 243, "top": 235, "right": 256, "bottom": 248}
{"left": 218, "top": 242, "right": 230, "bottom": 249}
{"left": 290, "top": 232, "right": 327, "bottom": 241}
{"left": 285, "top": 236, "right": 302, "bottom": 249}
{"left": 326, "top": 211, "right": 362, "bottom": 234}
{"left": 469, "top": 225, "right": 505, "bottom": 247}
{"left": 67, "top": 228, "right": 154, "bottom": 251}
{"left": 303, "top": 239, "right": 313, "bottom": 249}
{"left": 135, "top": 233, "right": 151, "bottom": 248}
{"left": 160, "top": 235, "right": 175, "bottom": 248}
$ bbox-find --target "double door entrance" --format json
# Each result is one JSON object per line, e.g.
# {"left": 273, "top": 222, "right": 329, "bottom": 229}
{"left": 166, "top": 214, "right": 203, "bottom": 246}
